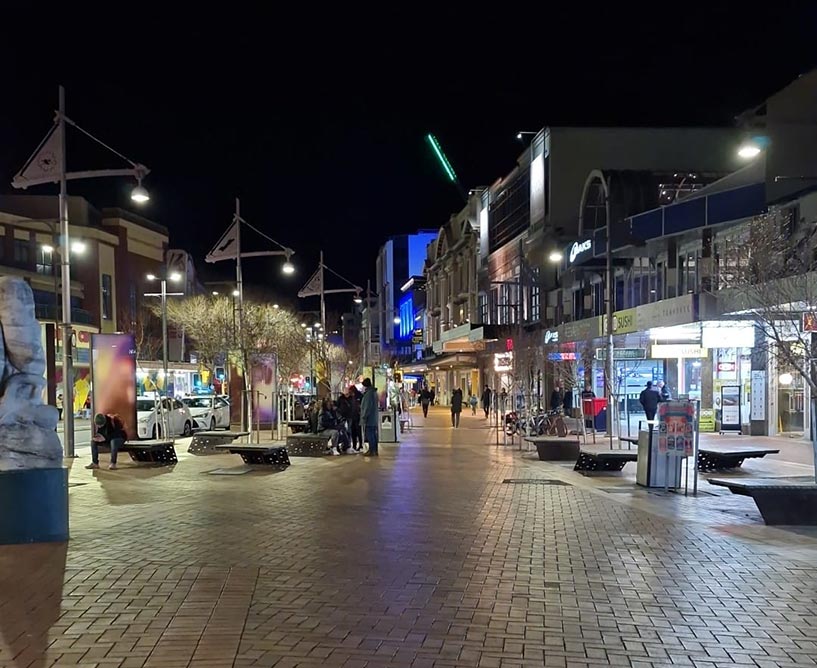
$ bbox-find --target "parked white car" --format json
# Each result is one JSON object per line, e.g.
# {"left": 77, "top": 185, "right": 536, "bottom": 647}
{"left": 136, "top": 397, "right": 194, "bottom": 439}
{"left": 182, "top": 395, "right": 231, "bottom": 431}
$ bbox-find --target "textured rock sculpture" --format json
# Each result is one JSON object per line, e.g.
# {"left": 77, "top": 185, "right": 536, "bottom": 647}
{"left": 0, "top": 277, "right": 62, "bottom": 470}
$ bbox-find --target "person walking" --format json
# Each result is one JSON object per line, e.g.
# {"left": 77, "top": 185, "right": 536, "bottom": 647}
{"left": 481, "top": 386, "right": 492, "bottom": 418}
{"left": 360, "top": 378, "right": 379, "bottom": 456}
{"left": 56, "top": 392, "right": 63, "bottom": 421}
{"left": 550, "top": 383, "right": 564, "bottom": 412}
{"left": 639, "top": 381, "right": 660, "bottom": 422}
{"left": 420, "top": 384, "right": 432, "bottom": 418}
{"left": 450, "top": 387, "right": 463, "bottom": 428}
{"left": 469, "top": 392, "right": 478, "bottom": 415}
{"left": 429, "top": 387, "right": 436, "bottom": 406}
{"left": 499, "top": 388, "right": 508, "bottom": 418}
{"left": 657, "top": 380, "right": 671, "bottom": 402}
{"left": 85, "top": 413, "right": 126, "bottom": 470}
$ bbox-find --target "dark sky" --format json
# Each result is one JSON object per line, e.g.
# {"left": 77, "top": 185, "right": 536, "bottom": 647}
{"left": 1, "top": 5, "right": 815, "bottom": 306}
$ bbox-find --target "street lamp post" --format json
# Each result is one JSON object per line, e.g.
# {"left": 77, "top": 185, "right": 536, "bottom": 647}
{"left": 12, "top": 86, "right": 151, "bottom": 457}
{"left": 145, "top": 272, "right": 183, "bottom": 401}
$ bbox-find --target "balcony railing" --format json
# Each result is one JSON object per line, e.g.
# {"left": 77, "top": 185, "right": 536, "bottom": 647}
{"left": 35, "top": 304, "right": 95, "bottom": 326}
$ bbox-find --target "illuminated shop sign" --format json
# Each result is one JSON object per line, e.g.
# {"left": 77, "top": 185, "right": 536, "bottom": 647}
{"left": 568, "top": 239, "right": 592, "bottom": 264}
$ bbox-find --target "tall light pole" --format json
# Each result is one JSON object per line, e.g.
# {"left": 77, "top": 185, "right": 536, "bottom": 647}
{"left": 12, "top": 86, "right": 151, "bottom": 457}
{"left": 145, "top": 272, "right": 183, "bottom": 398}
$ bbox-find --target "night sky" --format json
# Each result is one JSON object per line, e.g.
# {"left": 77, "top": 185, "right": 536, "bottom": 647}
{"left": 1, "top": 5, "right": 815, "bottom": 306}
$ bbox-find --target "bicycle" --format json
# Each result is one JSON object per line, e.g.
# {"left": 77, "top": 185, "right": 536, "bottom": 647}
{"left": 541, "top": 409, "right": 568, "bottom": 436}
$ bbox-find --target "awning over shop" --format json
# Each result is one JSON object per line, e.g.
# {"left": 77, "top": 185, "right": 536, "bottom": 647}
{"left": 432, "top": 323, "right": 494, "bottom": 354}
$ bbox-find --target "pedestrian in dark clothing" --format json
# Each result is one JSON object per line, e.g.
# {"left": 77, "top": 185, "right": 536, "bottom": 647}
{"left": 429, "top": 388, "right": 436, "bottom": 406}
{"left": 360, "top": 378, "right": 379, "bottom": 456}
{"left": 657, "top": 381, "right": 671, "bottom": 402}
{"left": 481, "top": 386, "right": 492, "bottom": 418}
{"left": 450, "top": 388, "right": 463, "bottom": 428}
{"left": 550, "top": 385, "right": 564, "bottom": 412}
{"left": 580, "top": 385, "right": 595, "bottom": 399}
{"left": 345, "top": 385, "right": 363, "bottom": 451}
{"left": 639, "top": 381, "right": 660, "bottom": 421}
{"left": 563, "top": 387, "right": 574, "bottom": 415}
{"left": 420, "top": 385, "right": 432, "bottom": 418}
{"left": 86, "top": 413, "right": 126, "bottom": 470}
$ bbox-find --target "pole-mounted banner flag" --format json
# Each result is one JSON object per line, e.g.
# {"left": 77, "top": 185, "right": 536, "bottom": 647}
{"left": 298, "top": 268, "right": 323, "bottom": 298}
{"left": 13, "top": 124, "right": 63, "bottom": 188}
{"left": 205, "top": 219, "right": 240, "bottom": 263}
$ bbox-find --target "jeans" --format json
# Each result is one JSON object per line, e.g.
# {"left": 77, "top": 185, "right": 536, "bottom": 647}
{"left": 91, "top": 437, "right": 123, "bottom": 465}
{"left": 350, "top": 420, "right": 362, "bottom": 449}
{"left": 451, "top": 411, "right": 460, "bottom": 428}
{"left": 364, "top": 425, "right": 378, "bottom": 454}
{"left": 421, "top": 402, "right": 429, "bottom": 417}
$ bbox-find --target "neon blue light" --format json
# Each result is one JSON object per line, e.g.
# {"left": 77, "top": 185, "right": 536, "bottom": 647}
{"left": 399, "top": 296, "right": 414, "bottom": 339}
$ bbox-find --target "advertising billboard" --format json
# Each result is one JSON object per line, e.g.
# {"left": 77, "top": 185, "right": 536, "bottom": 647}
{"left": 91, "top": 334, "right": 138, "bottom": 441}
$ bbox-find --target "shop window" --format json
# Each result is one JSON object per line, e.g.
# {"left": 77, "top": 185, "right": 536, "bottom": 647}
{"left": 593, "top": 283, "right": 604, "bottom": 316}
{"left": 478, "top": 293, "right": 488, "bottom": 324}
{"left": 530, "top": 270, "right": 540, "bottom": 323}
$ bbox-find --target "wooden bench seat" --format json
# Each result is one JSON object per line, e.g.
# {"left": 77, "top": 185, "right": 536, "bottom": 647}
{"left": 697, "top": 447, "right": 780, "bottom": 472}
{"left": 215, "top": 443, "right": 290, "bottom": 467}
{"left": 575, "top": 449, "right": 638, "bottom": 472}
{"left": 120, "top": 440, "right": 177, "bottom": 465}
{"left": 709, "top": 477, "right": 817, "bottom": 525}
{"left": 188, "top": 431, "right": 250, "bottom": 455}
{"left": 524, "top": 436, "right": 581, "bottom": 461}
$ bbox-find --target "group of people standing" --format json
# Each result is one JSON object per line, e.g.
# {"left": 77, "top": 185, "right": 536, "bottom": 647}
{"left": 306, "top": 378, "right": 381, "bottom": 456}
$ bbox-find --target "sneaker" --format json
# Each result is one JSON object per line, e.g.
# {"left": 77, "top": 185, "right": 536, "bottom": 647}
{"left": 331, "top": 448, "right": 340, "bottom": 456}
{"left": 108, "top": 463, "right": 118, "bottom": 470}
{"left": 84, "top": 463, "right": 99, "bottom": 470}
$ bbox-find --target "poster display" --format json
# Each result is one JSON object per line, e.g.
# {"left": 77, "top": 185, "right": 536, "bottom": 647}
{"left": 657, "top": 400, "right": 695, "bottom": 456}
{"left": 91, "top": 334, "right": 138, "bottom": 440}
{"left": 720, "top": 385, "right": 742, "bottom": 433}
{"left": 252, "top": 358, "right": 277, "bottom": 428}
{"left": 698, "top": 409, "right": 716, "bottom": 433}
{"left": 751, "top": 371, "right": 766, "bottom": 421}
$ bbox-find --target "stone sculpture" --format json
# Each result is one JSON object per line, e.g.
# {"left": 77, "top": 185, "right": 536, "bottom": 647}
{"left": 0, "top": 277, "right": 62, "bottom": 470}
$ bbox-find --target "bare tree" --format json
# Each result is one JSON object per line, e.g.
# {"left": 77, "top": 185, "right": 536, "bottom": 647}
{"left": 716, "top": 204, "right": 817, "bottom": 473}
{"left": 163, "top": 296, "right": 233, "bottom": 380}
{"left": 118, "top": 302, "right": 164, "bottom": 362}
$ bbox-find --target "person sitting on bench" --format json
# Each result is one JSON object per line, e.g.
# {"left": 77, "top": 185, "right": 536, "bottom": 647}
{"left": 318, "top": 398, "right": 341, "bottom": 455}
{"left": 86, "top": 413, "right": 127, "bottom": 470}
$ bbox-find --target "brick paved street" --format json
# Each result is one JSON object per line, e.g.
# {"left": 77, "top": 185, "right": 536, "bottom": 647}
{"left": 3, "top": 407, "right": 817, "bottom": 667}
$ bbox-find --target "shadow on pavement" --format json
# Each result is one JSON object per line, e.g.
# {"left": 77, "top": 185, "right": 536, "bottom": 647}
{"left": 0, "top": 541, "right": 67, "bottom": 668}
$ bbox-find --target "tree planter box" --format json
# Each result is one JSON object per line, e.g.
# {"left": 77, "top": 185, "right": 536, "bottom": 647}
{"left": 0, "top": 468, "right": 68, "bottom": 544}
{"left": 525, "top": 437, "right": 581, "bottom": 461}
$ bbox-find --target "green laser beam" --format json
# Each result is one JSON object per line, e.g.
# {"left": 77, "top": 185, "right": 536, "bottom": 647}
{"left": 426, "top": 133, "right": 458, "bottom": 183}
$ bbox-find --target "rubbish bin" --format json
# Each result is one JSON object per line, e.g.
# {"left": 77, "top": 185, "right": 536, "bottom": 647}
{"left": 582, "top": 397, "right": 608, "bottom": 432}
{"left": 635, "top": 428, "right": 682, "bottom": 488}
{"left": 378, "top": 407, "right": 399, "bottom": 443}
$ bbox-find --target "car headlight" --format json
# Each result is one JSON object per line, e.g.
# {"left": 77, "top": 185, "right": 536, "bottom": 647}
{"left": 138, "top": 417, "right": 149, "bottom": 424}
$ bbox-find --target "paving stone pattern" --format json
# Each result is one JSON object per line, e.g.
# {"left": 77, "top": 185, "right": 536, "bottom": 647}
{"left": 2, "top": 408, "right": 817, "bottom": 667}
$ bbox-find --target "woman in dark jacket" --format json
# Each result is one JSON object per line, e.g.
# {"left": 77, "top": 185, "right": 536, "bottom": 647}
{"left": 450, "top": 388, "right": 463, "bottom": 428}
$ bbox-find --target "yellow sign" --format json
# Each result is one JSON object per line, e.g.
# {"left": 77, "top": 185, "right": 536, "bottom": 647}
{"left": 612, "top": 308, "right": 638, "bottom": 334}
{"left": 651, "top": 344, "right": 706, "bottom": 358}
{"left": 699, "top": 408, "right": 715, "bottom": 432}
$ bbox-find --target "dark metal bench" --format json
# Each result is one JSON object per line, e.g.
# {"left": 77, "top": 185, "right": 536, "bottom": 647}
{"left": 698, "top": 447, "right": 780, "bottom": 472}
{"left": 575, "top": 449, "right": 638, "bottom": 471}
{"left": 215, "top": 443, "right": 290, "bottom": 467}
{"left": 709, "top": 478, "right": 817, "bottom": 525}
{"left": 188, "top": 431, "right": 250, "bottom": 455}
{"left": 524, "top": 436, "right": 581, "bottom": 461}
{"left": 120, "top": 440, "right": 177, "bottom": 465}
{"left": 619, "top": 436, "right": 638, "bottom": 448}
{"left": 286, "top": 432, "right": 333, "bottom": 457}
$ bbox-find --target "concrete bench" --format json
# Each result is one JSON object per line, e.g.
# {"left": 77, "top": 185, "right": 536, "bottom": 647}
{"left": 698, "top": 447, "right": 780, "bottom": 472}
{"left": 188, "top": 431, "right": 250, "bottom": 455}
{"left": 524, "top": 436, "right": 581, "bottom": 461}
{"left": 575, "top": 449, "right": 638, "bottom": 472}
{"left": 215, "top": 443, "right": 290, "bottom": 467}
{"left": 286, "top": 432, "right": 333, "bottom": 457}
{"left": 120, "top": 440, "right": 177, "bottom": 465}
{"left": 284, "top": 420, "right": 310, "bottom": 434}
{"left": 709, "top": 477, "right": 817, "bottom": 525}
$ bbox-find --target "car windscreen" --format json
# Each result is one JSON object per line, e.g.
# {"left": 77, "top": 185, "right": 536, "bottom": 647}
{"left": 183, "top": 398, "right": 212, "bottom": 409}
{"left": 136, "top": 400, "right": 156, "bottom": 412}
